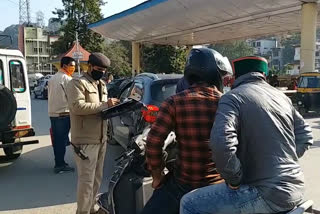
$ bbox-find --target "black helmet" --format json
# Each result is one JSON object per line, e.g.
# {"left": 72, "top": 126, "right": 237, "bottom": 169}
{"left": 184, "top": 47, "right": 232, "bottom": 91}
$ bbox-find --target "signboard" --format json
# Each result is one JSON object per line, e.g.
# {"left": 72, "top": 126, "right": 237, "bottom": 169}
{"left": 72, "top": 52, "right": 83, "bottom": 60}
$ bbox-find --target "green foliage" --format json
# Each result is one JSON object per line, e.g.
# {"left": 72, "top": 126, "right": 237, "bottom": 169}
{"left": 103, "top": 41, "right": 131, "bottom": 77}
{"left": 51, "top": 0, "right": 105, "bottom": 55}
{"left": 269, "top": 65, "right": 278, "bottom": 75}
{"left": 209, "top": 40, "right": 254, "bottom": 60}
{"left": 281, "top": 64, "right": 294, "bottom": 75}
{"left": 281, "top": 33, "right": 300, "bottom": 65}
{"left": 142, "top": 44, "right": 187, "bottom": 74}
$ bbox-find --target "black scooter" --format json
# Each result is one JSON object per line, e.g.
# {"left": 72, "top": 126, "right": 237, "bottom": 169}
{"left": 96, "top": 127, "right": 176, "bottom": 214}
{"left": 98, "top": 99, "right": 177, "bottom": 214}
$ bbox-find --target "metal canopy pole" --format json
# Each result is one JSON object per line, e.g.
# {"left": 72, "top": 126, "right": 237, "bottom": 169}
{"left": 300, "top": 2, "right": 318, "bottom": 73}
{"left": 76, "top": 32, "right": 81, "bottom": 76}
{"left": 132, "top": 42, "right": 141, "bottom": 77}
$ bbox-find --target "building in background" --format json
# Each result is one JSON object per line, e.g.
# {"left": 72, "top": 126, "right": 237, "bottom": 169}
{"left": 271, "top": 47, "right": 284, "bottom": 70}
{"left": 249, "top": 39, "right": 277, "bottom": 56}
{"left": 18, "top": 26, "right": 58, "bottom": 74}
{"left": 248, "top": 38, "right": 285, "bottom": 71}
{"left": 288, "top": 42, "right": 320, "bottom": 75}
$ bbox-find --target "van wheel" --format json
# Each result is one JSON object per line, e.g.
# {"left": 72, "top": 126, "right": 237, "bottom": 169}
{"left": 3, "top": 140, "right": 22, "bottom": 159}
{"left": 0, "top": 85, "right": 17, "bottom": 131}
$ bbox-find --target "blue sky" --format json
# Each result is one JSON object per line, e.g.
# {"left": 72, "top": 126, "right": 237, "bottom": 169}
{"left": 0, "top": 0, "right": 147, "bottom": 31}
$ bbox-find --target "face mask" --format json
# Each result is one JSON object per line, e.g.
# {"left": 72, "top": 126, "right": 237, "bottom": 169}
{"left": 91, "top": 69, "right": 104, "bottom": 80}
{"left": 66, "top": 66, "right": 75, "bottom": 75}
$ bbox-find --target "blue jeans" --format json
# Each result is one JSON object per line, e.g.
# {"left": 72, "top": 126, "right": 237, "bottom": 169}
{"left": 50, "top": 116, "right": 71, "bottom": 167}
{"left": 180, "top": 183, "right": 276, "bottom": 214}
{"left": 141, "top": 174, "right": 194, "bottom": 214}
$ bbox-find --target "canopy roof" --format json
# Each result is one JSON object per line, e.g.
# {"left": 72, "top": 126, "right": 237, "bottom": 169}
{"left": 50, "top": 42, "right": 91, "bottom": 64}
{"left": 50, "top": 42, "right": 91, "bottom": 70}
{"left": 89, "top": 0, "right": 320, "bottom": 45}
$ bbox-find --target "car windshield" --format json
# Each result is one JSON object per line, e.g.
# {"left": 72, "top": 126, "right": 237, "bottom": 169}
{"left": 298, "top": 76, "right": 320, "bottom": 88}
{"left": 150, "top": 80, "right": 178, "bottom": 106}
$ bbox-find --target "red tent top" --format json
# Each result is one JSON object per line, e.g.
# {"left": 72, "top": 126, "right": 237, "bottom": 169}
{"left": 50, "top": 42, "right": 91, "bottom": 63}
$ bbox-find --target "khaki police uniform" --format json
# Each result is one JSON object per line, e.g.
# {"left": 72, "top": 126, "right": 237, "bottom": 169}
{"left": 66, "top": 71, "right": 109, "bottom": 214}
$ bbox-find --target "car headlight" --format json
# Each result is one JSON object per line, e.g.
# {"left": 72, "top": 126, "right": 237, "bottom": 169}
{"left": 298, "top": 101, "right": 302, "bottom": 105}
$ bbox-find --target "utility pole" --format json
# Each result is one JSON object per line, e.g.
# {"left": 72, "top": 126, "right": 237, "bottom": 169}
{"left": 76, "top": 32, "right": 81, "bottom": 76}
{"left": 19, "top": 0, "right": 31, "bottom": 25}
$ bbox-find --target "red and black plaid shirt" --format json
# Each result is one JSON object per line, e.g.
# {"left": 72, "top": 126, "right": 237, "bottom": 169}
{"left": 146, "top": 85, "right": 224, "bottom": 188}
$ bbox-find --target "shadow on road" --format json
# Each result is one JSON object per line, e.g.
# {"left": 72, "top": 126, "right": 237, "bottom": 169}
{"left": 0, "top": 145, "right": 76, "bottom": 211}
{"left": 0, "top": 142, "right": 125, "bottom": 211}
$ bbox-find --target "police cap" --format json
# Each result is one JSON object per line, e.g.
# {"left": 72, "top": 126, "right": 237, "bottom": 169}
{"left": 88, "top": 52, "right": 111, "bottom": 68}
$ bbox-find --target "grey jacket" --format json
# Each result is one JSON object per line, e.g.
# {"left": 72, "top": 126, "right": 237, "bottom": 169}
{"left": 210, "top": 72, "right": 313, "bottom": 210}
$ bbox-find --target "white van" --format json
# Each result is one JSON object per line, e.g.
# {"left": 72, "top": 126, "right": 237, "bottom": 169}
{"left": 0, "top": 49, "right": 38, "bottom": 159}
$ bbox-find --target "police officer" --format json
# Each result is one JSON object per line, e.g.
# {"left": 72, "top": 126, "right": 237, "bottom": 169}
{"left": 66, "top": 52, "right": 119, "bottom": 214}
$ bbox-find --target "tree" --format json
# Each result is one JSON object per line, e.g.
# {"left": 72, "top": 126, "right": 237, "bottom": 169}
{"left": 281, "top": 33, "right": 300, "bottom": 65}
{"left": 142, "top": 44, "right": 187, "bottom": 74}
{"left": 103, "top": 41, "right": 131, "bottom": 77}
{"left": 209, "top": 40, "right": 254, "bottom": 61}
{"left": 36, "top": 11, "right": 45, "bottom": 28}
{"left": 51, "top": 0, "right": 105, "bottom": 55}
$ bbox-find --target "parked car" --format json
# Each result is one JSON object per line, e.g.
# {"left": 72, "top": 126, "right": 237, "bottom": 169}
{"left": 107, "top": 73, "right": 182, "bottom": 149}
{"left": 107, "top": 78, "right": 132, "bottom": 98}
{"left": 34, "top": 79, "right": 49, "bottom": 99}
{"left": 28, "top": 72, "right": 43, "bottom": 91}
{"left": 36, "top": 74, "right": 53, "bottom": 86}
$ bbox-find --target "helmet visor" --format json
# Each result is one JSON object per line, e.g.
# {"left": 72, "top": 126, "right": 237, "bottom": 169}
{"left": 215, "top": 55, "right": 233, "bottom": 77}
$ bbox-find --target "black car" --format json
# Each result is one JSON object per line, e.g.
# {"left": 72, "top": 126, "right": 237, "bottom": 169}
{"left": 107, "top": 78, "right": 132, "bottom": 98}
{"left": 107, "top": 73, "right": 182, "bottom": 149}
{"left": 34, "top": 79, "right": 49, "bottom": 99}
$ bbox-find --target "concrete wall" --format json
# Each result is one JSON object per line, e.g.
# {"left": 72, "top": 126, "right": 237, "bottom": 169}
{"left": 22, "top": 27, "right": 54, "bottom": 73}
{"left": 294, "top": 43, "right": 320, "bottom": 71}
{"left": 251, "top": 39, "right": 277, "bottom": 56}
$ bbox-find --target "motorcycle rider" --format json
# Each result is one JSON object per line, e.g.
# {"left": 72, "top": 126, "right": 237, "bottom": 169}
{"left": 142, "top": 47, "right": 233, "bottom": 214}
{"left": 180, "top": 56, "right": 313, "bottom": 214}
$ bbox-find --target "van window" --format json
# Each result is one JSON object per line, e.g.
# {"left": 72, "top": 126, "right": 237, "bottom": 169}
{"left": 9, "top": 60, "right": 26, "bottom": 93}
{"left": 0, "top": 60, "right": 3, "bottom": 85}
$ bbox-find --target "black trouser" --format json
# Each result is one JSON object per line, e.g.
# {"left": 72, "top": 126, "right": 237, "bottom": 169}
{"left": 141, "top": 174, "right": 194, "bottom": 214}
{"left": 50, "top": 116, "right": 70, "bottom": 167}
